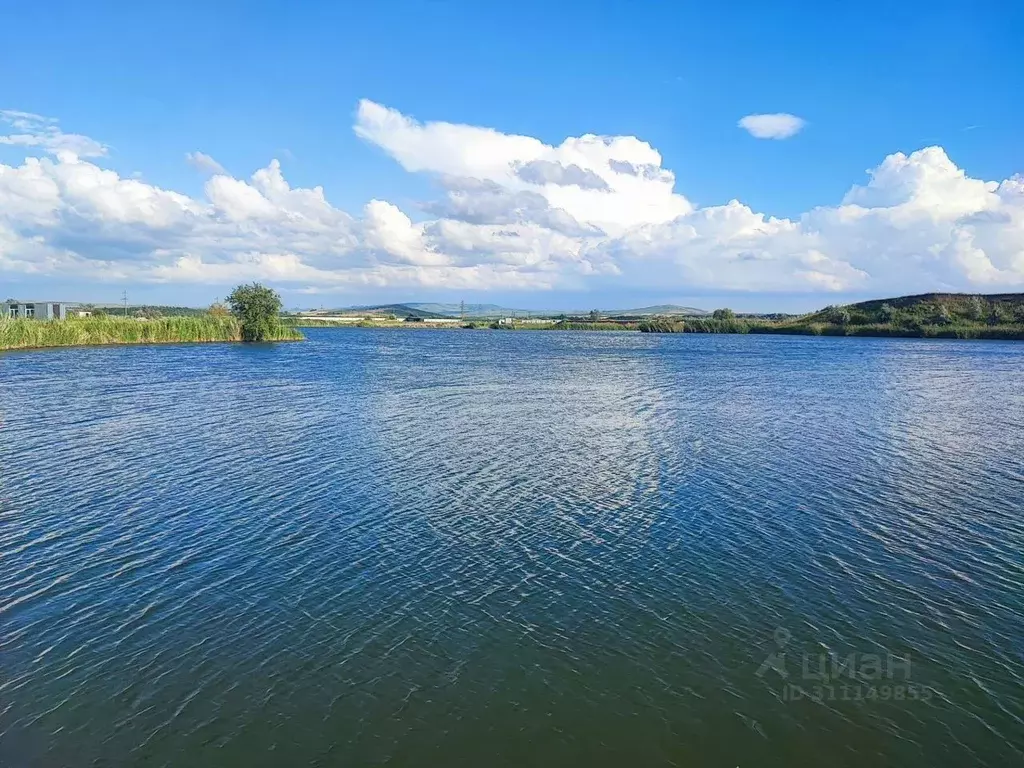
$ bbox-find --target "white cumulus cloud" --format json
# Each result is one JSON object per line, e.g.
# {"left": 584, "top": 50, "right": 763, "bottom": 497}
{"left": 0, "top": 103, "right": 1022, "bottom": 299}
{"left": 0, "top": 110, "right": 107, "bottom": 157}
{"left": 354, "top": 99, "right": 691, "bottom": 237}
{"left": 185, "top": 151, "right": 226, "bottom": 175}
{"left": 738, "top": 113, "right": 807, "bottom": 140}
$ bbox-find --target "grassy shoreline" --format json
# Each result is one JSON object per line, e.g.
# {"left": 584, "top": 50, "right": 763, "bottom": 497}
{"left": 290, "top": 317, "right": 1024, "bottom": 340}
{"left": 637, "top": 317, "right": 1024, "bottom": 340}
{"left": 0, "top": 316, "right": 304, "bottom": 351}
{"left": 748, "top": 321, "right": 1024, "bottom": 340}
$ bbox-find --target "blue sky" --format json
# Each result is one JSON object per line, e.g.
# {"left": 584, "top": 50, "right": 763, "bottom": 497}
{"left": 1, "top": 0, "right": 1022, "bottom": 311}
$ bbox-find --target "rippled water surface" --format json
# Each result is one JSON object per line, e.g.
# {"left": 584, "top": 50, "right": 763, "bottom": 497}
{"left": 2, "top": 329, "right": 1023, "bottom": 766}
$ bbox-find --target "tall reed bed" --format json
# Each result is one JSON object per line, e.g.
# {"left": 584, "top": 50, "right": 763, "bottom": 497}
{"left": 0, "top": 316, "right": 303, "bottom": 350}
{"left": 546, "top": 321, "right": 637, "bottom": 331}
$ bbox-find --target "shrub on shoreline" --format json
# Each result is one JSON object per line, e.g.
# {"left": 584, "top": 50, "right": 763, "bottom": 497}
{"left": 226, "top": 283, "right": 286, "bottom": 342}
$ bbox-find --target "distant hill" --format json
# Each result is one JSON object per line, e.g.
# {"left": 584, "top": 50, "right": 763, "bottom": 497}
{"left": 844, "top": 292, "right": 1024, "bottom": 313}
{"left": 321, "top": 303, "right": 446, "bottom": 319}
{"left": 804, "top": 292, "right": 1024, "bottom": 326}
{"left": 326, "top": 302, "right": 709, "bottom": 319}
{"left": 406, "top": 303, "right": 556, "bottom": 318}
{"left": 605, "top": 305, "right": 709, "bottom": 317}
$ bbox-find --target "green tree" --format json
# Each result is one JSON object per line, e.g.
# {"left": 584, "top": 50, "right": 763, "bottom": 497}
{"left": 226, "top": 282, "right": 283, "bottom": 341}
{"left": 934, "top": 303, "right": 953, "bottom": 326}
{"left": 988, "top": 304, "right": 1008, "bottom": 325}
{"left": 712, "top": 308, "right": 735, "bottom": 320}
{"left": 208, "top": 301, "right": 230, "bottom": 318}
{"left": 966, "top": 295, "right": 986, "bottom": 322}
{"left": 824, "top": 305, "right": 851, "bottom": 325}
{"left": 879, "top": 303, "right": 896, "bottom": 323}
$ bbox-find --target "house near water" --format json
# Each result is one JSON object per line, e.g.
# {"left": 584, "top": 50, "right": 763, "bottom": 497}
{"left": 3, "top": 300, "right": 78, "bottom": 320}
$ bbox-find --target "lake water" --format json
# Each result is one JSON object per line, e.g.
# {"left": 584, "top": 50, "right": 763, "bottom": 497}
{"left": 2, "top": 329, "right": 1023, "bottom": 766}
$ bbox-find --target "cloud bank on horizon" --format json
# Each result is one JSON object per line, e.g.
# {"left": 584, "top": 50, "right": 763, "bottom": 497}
{"left": 1, "top": 103, "right": 1022, "bottom": 298}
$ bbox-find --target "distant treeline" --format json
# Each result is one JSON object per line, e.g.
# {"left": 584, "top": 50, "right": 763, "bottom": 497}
{"left": 89, "top": 305, "right": 211, "bottom": 318}
{"left": 638, "top": 295, "right": 1024, "bottom": 340}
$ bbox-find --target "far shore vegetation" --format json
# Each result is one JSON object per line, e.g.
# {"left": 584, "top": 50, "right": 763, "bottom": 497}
{"left": 636, "top": 294, "right": 1024, "bottom": 340}
{"left": 288, "top": 293, "right": 1024, "bottom": 341}
{"left": 1, "top": 283, "right": 302, "bottom": 351}
{"left": 5, "top": 291, "right": 1024, "bottom": 351}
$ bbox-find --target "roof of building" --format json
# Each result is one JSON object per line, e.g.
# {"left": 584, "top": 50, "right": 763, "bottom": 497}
{"left": 3, "top": 300, "right": 80, "bottom": 305}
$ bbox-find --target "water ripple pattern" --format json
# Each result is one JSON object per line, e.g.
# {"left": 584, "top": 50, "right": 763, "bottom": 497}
{"left": 1, "top": 331, "right": 1022, "bottom": 766}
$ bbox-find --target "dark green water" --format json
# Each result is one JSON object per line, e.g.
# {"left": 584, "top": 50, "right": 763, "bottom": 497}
{"left": 2, "top": 330, "right": 1022, "bottom": 766}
